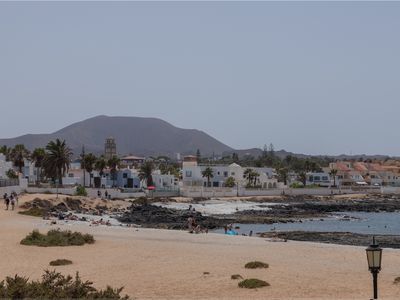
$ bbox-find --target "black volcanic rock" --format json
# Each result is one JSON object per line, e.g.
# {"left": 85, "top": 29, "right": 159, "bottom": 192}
{"left": 118, "top": 204, "right": 229, "bottom": 230}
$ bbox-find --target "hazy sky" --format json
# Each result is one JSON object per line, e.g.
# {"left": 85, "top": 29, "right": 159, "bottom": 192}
{"left": 1, "top": 2, "right": 399, "bottom": 156}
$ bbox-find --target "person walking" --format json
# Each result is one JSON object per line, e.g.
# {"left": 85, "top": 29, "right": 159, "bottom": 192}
{"left": 10, "top": 196, "right": 16, "bottom": 211}
{"left": 5, "top": 196, "right": 10, "bottom": 210}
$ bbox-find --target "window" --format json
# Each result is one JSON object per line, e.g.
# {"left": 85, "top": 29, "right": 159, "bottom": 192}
{"left": 185, "top": 171, "right": 192, "bottom": 177}
{"left": 322, "top": 176, "right": 328, "bottom": 181}
{"left": 123, "top": 173, "right": 128, "bottom": 178}
{"left": 224, "top": 171, "right": 228, "bottom": 177}
{"left": 314, "top": 176, "right": 321, "bottom": 181}
{"left": 213, "top": 181, "right": 219, "bottom": 187}
{"left": 217, "top": 171, "right": 220, "bottom": 175}
{"left": 231, "top": 172, "right": 235, "bottom": 176}
{"left": 68, "top": 173, "right": 74, "bottom": 178}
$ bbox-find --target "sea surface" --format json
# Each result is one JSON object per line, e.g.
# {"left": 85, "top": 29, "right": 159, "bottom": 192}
{"left": 212, "top": 212, "right": 400, "bottom": 236}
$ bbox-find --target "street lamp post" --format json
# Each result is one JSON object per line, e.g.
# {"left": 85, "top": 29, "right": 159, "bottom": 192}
{"left": 366, "top": 237, "right": 383, "bottom": 300}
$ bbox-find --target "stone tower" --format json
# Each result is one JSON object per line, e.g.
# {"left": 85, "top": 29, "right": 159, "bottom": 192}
{"left": 104, "top": 137, "right": 117, "bottom": 160}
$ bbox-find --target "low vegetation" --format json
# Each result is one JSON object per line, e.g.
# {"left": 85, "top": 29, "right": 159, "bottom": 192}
{"left": 75, "top": 185, "right": 87, "bottom": 196}
{"left": 0, "top": 270, "right": 129, "bottom": 299}
{"left": 18, "top": 207, "right": 46, "bottom": 217}
{"left": 231, "top": 274, "right": 243, "bottom": 280}
{"left": 238, "top": 278, "right": 270, "bottom": 289}
{"left": 245, "top": 261, "right": 269, "bottom": 269}
{"left": 20, "top": 230, "right": 95, "bottom": 247}
{"left": 49, "top": 259, "right": 73, "bottom": 266}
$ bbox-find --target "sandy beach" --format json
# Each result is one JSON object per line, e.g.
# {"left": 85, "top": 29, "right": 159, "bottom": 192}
{"left": 1, "top": 194, "right": 400, "bottom": 299}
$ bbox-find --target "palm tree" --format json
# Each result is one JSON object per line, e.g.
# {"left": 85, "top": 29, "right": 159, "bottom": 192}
{"left": 252, "top": 170, "right": 260, "bottom": 187}
{"left": 243, "top": 168, "right": 253, "bottom": 186}
{"left": 31, "top": 148, "right": 46, "bottom": 184}
{"left": 277, "top": 167, "right": 289, "bottom": 186}
{"left": 0, "top": 145, "right": 11, "bottom": 160}
{"left": 138, "top": 161, "right": 154, "bottom": 187}
{"left": 107, "top": 156, "right": 120, "bottom": 187}
{"left": 43, "top": 139, "right": 72, "bottom": 185}
{"left": 95, "top": 155, "right": 107, "bottom": 177}
{"left": 329, "top": 169, "right": 338, "bottom": 187}
{"left": 10, "top": 144, "right": 30, "bottom": 173}
{"left": 298, "top": 171, "right": 307, "bottom": 187}
{"left": 82, "top": 153, "right": 97, "bottom": 187}
{"left": 202, "top": 167, "right": 214, "bottom": 187}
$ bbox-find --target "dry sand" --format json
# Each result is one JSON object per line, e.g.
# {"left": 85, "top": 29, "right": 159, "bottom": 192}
{"left": 1, "top": 194, "right": 400, "bottom": 299}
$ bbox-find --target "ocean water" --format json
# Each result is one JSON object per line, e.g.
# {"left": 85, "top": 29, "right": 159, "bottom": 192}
{"left": 212, "top": 212, "right": 400, "bottom": 236}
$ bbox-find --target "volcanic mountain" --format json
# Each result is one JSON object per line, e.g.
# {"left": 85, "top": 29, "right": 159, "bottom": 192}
{"left": 0, "top": 115, "right": 233, "bottom": 157}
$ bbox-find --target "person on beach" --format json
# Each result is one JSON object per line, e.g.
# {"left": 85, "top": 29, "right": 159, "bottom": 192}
{"left": 105, "top": 190, "right": 109, "bottom": 199}
{"left": 187, "top": 216, "right": 194, "bottom": 233}
{"left": 10, "top": 196, "right": 15, "bottom": 210}
{"left": 5, "top": 197, "right": 10, "bottom": 210}
{"left": 97, "top": 190, "right": 101, "bottom": 198}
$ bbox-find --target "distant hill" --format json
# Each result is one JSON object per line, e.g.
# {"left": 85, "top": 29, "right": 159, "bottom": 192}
{"left": 0, "top": 115, "right": 233, "bottom": 158}
{"left": 223, "top": 149, "right": 394, "bottom": 161}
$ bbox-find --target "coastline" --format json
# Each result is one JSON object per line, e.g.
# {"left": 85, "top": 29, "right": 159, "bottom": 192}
{"left": 1, "top": 193, "right": 400, "bottom": 299}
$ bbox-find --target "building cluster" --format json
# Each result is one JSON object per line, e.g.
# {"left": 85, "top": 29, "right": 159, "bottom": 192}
{"left": 2, "top": 137, "right": 400, "bottom": 190}
{"left": 182, "top": 155, "right": 283, "bottom": 189}
{"left": 329, "top": 161, "right": 400, "bottom": 187}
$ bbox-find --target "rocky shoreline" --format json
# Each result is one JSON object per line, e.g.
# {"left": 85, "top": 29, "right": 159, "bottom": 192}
{"left": 259, "top": 231, "right": 400, "bottom": 248}
{"left": 18, "top": 194, "right": 400, "bottom": 247}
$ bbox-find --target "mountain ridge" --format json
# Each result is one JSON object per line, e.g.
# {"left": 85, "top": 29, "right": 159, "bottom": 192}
{"left": 0, "top": 115, "right": 233, "bottom": 157}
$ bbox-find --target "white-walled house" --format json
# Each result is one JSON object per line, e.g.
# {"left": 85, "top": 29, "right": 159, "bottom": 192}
{"left": 306, "top": 172, "right": 331, "bottom": 187}
{"left": 0, "top": 154, "right": 13, "bottom": 179}
{"left": 182, "top": 157, "right": 280, "bottom": 189}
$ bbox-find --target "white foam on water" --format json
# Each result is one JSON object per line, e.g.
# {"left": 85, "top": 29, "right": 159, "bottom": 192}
{"left": 153, "top": 200, "right": 282, "bottom": 216}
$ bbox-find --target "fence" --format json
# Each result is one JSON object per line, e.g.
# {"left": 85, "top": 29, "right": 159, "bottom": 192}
{"left": 0, "top": 179, "right": 19, "bottom": 187}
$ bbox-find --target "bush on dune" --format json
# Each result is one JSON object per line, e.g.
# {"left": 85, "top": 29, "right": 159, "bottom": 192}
{"left": 18, "top": 207, "right": 46, "bottom": 217}
{"left": 238, "top": 278, "right": 270, "bottom": 289}
{"left": 20, "top": 230, "right": 94, "bottom": 247}
{"left": 244, "top": 261, "right": 269, "bottom": 269}
{"left": 49, "top": 259, "right": 73, "bottom": 266}
{"left": 0, "top": 270, "right": 129, "bottom": 299}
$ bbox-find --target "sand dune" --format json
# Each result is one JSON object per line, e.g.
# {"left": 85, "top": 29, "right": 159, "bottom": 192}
{"left": 1, "top": 194, "right": 400, "bottom": 299}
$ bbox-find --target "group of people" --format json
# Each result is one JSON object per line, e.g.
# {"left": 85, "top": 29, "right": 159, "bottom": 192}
{"left": 224, "top": 224, "right": 253, "bottom": 237}
{"left": 3, "top": 192, "right": 18, "bottom": 211}
{"left": 187, "top": 216, "right": 208, "bottom": 234}
{"left": 97, "top": 190, "right": 111, "bottom": 200}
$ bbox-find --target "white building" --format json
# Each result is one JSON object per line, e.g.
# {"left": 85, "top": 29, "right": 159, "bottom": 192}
{"left": 182, "top": 157, "right": 281, "bottom": 189}
{"left": 306, "top": 172, "right": 331, "bottom": 187}
{"left": 0, "top": 154, "right": 13, "bottom": 179}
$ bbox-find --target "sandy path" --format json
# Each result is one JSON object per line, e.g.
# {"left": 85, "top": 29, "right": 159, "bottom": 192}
{"left": 1, "top": 194, "right": 400, "bottom": 299}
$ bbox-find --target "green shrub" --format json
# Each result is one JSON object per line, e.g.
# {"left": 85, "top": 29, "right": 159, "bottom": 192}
{"left": 20, "top": 230, "right": 95, "bottom": 247}
{"left": 75, "top": 185, "right": 87, "bottom": 196}
{"left": 224, "top": 177, "right": 236, "bottom": 188}
{"left": 245, "top": 261, "right": 269, "bottom": 269}
{"left": 6, "top": 169, "right": 18, "bottom": 179}
{"left": 0, "top": 270, "right": 129, "bottom": 299}
{"left": 238, "top": 278, "right": 270, "bottom": 289}
{"left": 231, "top": 274, "right": 243, "bottom": 280}
{"left": 290, "top": 182, "right": 304, "bottom": 189}
{"left": 18, "top": 207, "right": 46, "bottom": 218}
{"left": 49, "top": 259, "right": 73, "bottom": 266}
